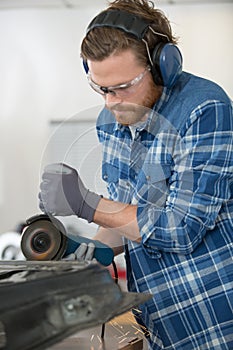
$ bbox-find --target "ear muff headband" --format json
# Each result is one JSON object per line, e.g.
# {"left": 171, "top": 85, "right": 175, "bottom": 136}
{"left": 86, "top": 9, "right": 150, "bottom": 40}
{"left": 84, "top": 9, "right": 183, "bottom": 88}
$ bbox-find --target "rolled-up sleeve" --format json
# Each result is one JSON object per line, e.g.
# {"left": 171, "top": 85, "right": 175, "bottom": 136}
{"left": 136, "top": 100, "right": 233, "bottom": 254}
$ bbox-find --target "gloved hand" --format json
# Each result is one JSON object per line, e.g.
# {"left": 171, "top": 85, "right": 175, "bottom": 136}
{"left": 63, "top": 242, "right": 95, "bottom": 261}
{"left": 63, "top": 235, "right": 114, "bottom": 266}
{"left": 38, "top": 163, "right": 102, "bottom": 223}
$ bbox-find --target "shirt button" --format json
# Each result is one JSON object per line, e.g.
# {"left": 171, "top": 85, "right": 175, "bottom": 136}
{"left": 103, "top": 174, "right": 108, "bottom": 180}
{"left": 146, "top": 175, "right": 151, "bottom": 181}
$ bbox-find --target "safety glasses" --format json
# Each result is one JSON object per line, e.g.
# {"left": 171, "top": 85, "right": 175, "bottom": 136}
{"left": 87, "top": 66, "right": 151, "bottom": 98}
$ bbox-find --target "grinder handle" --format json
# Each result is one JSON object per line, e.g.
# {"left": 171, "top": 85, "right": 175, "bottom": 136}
{"left": 65, "top": 235, "right": 114, "bottom": 267}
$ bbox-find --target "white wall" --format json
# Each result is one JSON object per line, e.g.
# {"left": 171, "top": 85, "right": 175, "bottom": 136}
{"left": 0, "top": 2, "right": 232, "bottom": 233}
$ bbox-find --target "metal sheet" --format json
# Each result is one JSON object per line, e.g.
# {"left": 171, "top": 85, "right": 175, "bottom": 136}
{"left": 0, "top": 261, "right": 151, "bottom": 350}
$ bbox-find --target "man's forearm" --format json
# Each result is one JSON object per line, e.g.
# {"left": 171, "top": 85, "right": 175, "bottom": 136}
{"left": 93, "top": 198, "right": 141, "bottom": 242}
{"left": 94, "top": 226, "right": 124, "bottom": 256}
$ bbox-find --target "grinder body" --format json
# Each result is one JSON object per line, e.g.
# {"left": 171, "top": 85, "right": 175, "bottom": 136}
{"left": 21, "top": 214, "right": 114, "bottom": 266}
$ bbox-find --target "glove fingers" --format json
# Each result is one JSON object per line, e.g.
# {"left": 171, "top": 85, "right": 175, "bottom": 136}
{"left": 85, "top": 242, "right": 95, "bottom": 261}
{"left": 38, "top": 192, "right": 46, "bottom": 212}
{"left": 75, "top": 243, "right": 88, "bottom": 259}
{"left": 39, "top": 171, "right": 76, "bottom": 216}
{"left": 39, "top": 177, "right": 65, "bottom": 215}
{"left": 38, "top": 190, "right": 54, "bottom": 214}
{"left": 63, "top": 242, "right": 95, "bottom": 262}
{"left": 44, "top": 163, "right": 74, "bottom": 174}
{"left": 40, "top": 179, "right": 51, "bottom": 191}
{"left": 42, "top": 171, "right": 61, "bottom": 181}
{"left": 39, "top": 201, "right": 45, "bottom": 213}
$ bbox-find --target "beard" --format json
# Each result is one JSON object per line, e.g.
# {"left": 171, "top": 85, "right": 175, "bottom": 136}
{"left": 109, "top": 103, "right": 150, "bottom": 125}
{"left": 105, "top": 79, "right": 161, "bottom": 126}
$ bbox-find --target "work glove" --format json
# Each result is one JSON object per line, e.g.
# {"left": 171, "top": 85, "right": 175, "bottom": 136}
{"left": 38, "top": 163, "right": 102, "bottom": 223}
{"left": 64, "top": 242, "right": 95, "bottom": 262}
{"left": 63, "top": 235, "right": 114, "bottom": 266}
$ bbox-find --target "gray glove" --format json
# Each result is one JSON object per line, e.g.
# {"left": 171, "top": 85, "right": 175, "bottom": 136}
{"left": 64, "top": 242, "right": 95, "bottom": 261}
{"left": 39, "top": 163, "right": 101, "bottom": 223}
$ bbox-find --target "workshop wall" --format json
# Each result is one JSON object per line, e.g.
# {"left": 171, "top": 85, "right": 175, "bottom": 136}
{"left": 0, "top": 2, "right": 232, "bottom": 234}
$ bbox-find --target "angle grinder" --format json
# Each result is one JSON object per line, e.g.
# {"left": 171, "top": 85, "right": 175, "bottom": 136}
{"left": 21, "top": 214, "right": 114, "bottom": 266}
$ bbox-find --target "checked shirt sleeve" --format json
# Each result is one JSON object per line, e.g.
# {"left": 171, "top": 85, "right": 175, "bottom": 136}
{"left": 136, "top": 100, "right": 233, "bottom": 254}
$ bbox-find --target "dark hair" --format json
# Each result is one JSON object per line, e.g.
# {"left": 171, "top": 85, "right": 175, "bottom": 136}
{"left": 81, "top": 0, "right": 178, "bottom": 66}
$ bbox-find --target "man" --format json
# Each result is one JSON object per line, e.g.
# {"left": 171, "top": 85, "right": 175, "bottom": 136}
{"left": 39, "top": 0, "right": 233, "bottom": 349}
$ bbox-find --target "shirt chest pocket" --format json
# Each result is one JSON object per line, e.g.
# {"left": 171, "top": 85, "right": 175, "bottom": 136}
{"left": 102, "top": 163, "right": 119, "bottom": 200}
{"left": 137, "top": 163, "right": 171, "bottom": 205}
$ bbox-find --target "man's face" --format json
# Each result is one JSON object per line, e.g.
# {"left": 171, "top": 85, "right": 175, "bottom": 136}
{"left": 87, "top": 49, "right": 162, "bottom": 126}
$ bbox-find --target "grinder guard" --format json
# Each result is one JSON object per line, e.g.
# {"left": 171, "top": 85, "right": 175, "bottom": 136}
{"left": 21, "top": 214, "right": 68, "bottom": 261}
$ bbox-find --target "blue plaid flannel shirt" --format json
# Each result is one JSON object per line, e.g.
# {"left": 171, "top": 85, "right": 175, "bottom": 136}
{"left": 96, "top": 72, "right": 233, "bottom": 350}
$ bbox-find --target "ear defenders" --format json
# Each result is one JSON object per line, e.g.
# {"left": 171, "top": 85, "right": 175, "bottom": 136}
{"left": 83, "top": 9, "right": 182, "bottom": 88}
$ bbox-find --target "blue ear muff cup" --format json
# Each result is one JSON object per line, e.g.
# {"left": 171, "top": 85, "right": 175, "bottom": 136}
{"left": 150, "top": 42, "right": 165, "bottom": 86}
{"left": 151, "top": 43, "right": 183, "bottom": 88}
{"left": 83, "top": 59, "right": 89, "bottom": 74}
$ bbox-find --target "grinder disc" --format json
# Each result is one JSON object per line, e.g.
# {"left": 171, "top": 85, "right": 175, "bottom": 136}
{"left": 21, "top": 219, "right": 67, "bottom": 260}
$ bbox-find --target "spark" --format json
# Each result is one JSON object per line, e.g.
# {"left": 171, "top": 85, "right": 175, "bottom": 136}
{"left": 118, "top": 337, "right": 128, "bottom": 344}
{"left": 118, "top": 331, "right": 130, "bottom": 338}
{"left": 109, "top": 321, "right": 125, "bottom": 336}
{"left": 97, "top": 335, "right": 102, "bottom": 343}
{"left": 132, "top": 308, "right": 142, "bottom": 314}
{"left": 131, "top": 325, "right": 145, "bottom": 335}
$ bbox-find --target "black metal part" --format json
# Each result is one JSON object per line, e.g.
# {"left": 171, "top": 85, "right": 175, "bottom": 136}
{"left": 0, "top": 261, "right": 151, "bottom": 350}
